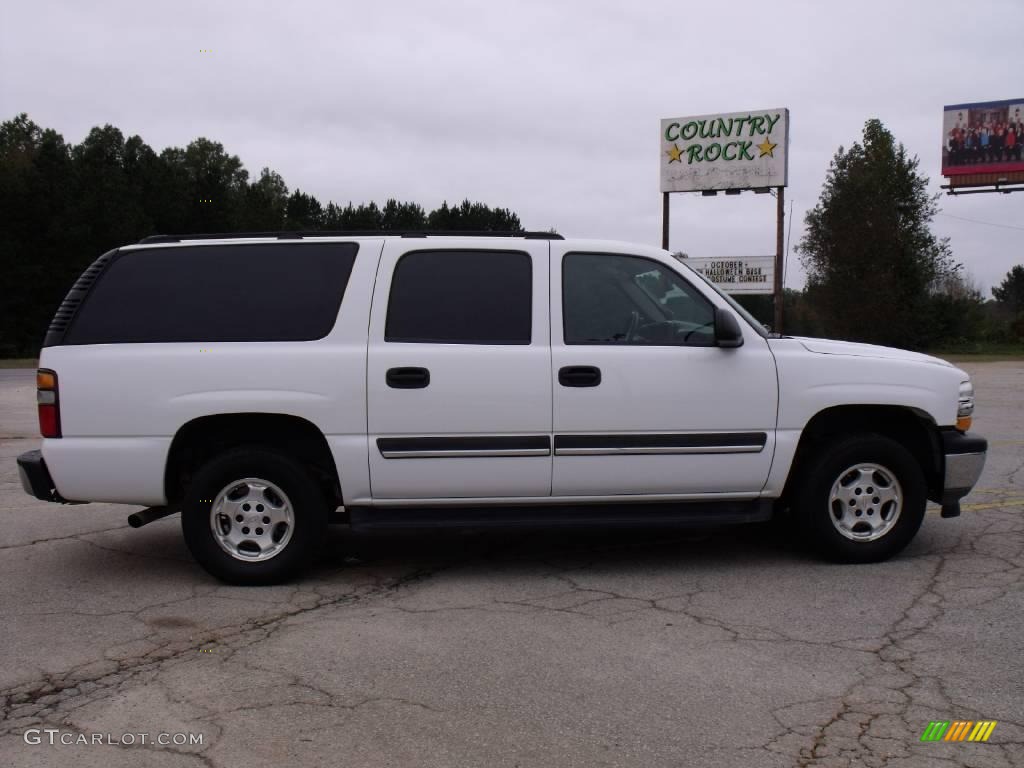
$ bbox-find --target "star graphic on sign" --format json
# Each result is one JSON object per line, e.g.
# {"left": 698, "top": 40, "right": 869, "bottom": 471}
{"left": 757, "top": 137, "right": 778, "bottom": 157}
{"left": 666, "top": 143, "right": 683, "bottom": 163}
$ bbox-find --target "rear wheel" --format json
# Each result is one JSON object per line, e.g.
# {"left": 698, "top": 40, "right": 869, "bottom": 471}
{"left": 182, "top": 448, "right": 328, "bottom": 585}
{"left": 796, "top": 434, "right": 927, "bottom": 563}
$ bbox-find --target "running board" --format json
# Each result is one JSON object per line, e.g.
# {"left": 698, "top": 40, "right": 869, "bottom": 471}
{"left": 347, "top": 499, "right": 772, "bottom": 531}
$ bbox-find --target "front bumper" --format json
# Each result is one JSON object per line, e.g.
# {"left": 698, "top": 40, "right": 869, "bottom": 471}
{"left": 939, "top": 430, "right": 987, "bottom": 515}
{"left": 17, "top": 449, "right": 63, "bottom": 502}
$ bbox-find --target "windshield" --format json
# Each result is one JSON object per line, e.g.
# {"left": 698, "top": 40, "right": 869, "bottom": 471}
{"left": 678, "top": 261, "right": 771, "bottom": 339}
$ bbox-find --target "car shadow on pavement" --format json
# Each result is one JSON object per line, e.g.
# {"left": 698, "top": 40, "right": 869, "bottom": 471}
{"left": 318, "top": 519, "right": 816, "bottom": 576}
{"left": 46, "top": 515, "right": 820, "bottom": 587}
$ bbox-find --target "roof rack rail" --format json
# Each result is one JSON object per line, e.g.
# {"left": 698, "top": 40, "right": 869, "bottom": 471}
{"left": 137, "top": 230, "right": 563, "bottom": 244}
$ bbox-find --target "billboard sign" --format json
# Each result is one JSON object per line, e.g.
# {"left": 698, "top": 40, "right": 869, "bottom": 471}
{"left": 660, "top": 108, "right": 789, "bottom": 192}
{"left": 942, "top": 98, "right": 1024, "bottom": 176}
{"left": 683, "top": 256, "right": 774, "bottom": 295}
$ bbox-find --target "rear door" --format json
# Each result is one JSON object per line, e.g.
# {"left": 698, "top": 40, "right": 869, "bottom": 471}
{"left": 550, "top": 242, "right": 778, "bottom": 497}
{"left": 367, "top": 239, "right": 552, "bottom": 500}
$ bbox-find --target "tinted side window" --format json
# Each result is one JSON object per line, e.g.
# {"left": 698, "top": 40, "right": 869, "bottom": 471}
{"left": 563, "top": 252, "right": 715, "bottom": 346}
{"left": 385, "top": 250, "right": 532, "bottom": 344}
{"left": 65, "top": 242, "right": 357, "bottom": 344}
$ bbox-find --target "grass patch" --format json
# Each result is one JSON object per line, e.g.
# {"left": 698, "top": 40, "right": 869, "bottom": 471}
{"left": 928, "top": 342, "right": 1024, "bottom": 362}
{"left": 934, "top": 354, "right": 1024, "bottom": 363}
{"left": 0, "top": 358, "right": 38, "bottom": 369}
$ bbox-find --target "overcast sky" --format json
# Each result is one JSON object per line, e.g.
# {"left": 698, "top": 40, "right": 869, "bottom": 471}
{"left": 2, "top": 0, "right": 1021, "bottom": 292}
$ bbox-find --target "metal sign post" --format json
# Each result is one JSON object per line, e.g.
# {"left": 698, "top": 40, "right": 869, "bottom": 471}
{"left": 774, "top": 186, "right": 784, "bottom": 332}
{"left": 662, "top": 193, "right": 670, "bottom": 250}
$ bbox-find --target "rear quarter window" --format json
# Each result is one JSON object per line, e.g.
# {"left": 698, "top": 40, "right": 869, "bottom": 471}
{"left": 385, "top": 249, "right": 532, "bottom": 344}
{"left": 64, "top": 242, "right": 358, "bottom": 344}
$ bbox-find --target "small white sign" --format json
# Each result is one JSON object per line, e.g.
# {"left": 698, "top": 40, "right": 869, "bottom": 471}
{"left": 685, "top": 256, "right": 775, "bottom": 294}
{"left": 660, "top": 108, "right": 789, "bottom": 192}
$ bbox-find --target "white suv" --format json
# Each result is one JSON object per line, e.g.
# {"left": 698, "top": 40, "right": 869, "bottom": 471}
{"left": 17, "top": 232, "right": 987, "bottom": 584}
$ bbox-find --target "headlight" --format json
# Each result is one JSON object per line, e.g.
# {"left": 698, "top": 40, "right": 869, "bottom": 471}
{"left": 957, "top": 379, "right": 974, "bottom": 430}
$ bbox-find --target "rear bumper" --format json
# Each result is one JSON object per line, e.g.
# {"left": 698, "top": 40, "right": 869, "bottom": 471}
{"left": 940, "top": 430, "right": 987, "bottom": 507}
{"left": 17, "top": 449, "right": 63, "bottom": 502}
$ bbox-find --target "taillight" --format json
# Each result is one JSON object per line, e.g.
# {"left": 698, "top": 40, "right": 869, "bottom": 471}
{"left": 37, "top": 368, "right": 61, "bottom": 438}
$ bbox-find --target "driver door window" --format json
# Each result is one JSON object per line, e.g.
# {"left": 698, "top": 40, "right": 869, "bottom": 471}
{"left": 562, "top": 253, "right": 715, "bottom": 346}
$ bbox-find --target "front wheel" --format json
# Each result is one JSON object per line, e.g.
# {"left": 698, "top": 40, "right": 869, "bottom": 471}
{"left": 181, "top": 448, "right": 329, "bottom": 585}
{"left": 796, "top": 434, "right": 927, "bottom": 563}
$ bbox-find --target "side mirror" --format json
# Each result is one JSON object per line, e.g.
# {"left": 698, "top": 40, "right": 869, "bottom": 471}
{"left": 714, "top": 307, "right": 744, "bottom": 348}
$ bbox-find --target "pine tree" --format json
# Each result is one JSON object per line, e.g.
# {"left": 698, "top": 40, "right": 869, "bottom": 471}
{"left": 798, "top": 119, "right": 959, "bottom": 348}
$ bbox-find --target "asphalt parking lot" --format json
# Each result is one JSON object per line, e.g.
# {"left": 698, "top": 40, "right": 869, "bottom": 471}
{"left": 1, "top": 363, "right": 1021, "bottom": 768}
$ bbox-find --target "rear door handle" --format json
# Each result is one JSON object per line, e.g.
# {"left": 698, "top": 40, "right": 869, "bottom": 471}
{"left": 558, "top": 365, "right": 601, "bottom": 387}
{"left": 386, "top": 367, "right": 430, "bottom": 389}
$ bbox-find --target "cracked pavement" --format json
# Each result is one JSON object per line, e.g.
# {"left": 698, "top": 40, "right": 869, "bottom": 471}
{"left": 1, "top": 364, "right": 1022, "bottom": 767}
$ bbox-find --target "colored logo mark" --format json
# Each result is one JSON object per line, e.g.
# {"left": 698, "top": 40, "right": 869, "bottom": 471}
{"left": 920, "top": 720, "right": 997, "bottom": 742}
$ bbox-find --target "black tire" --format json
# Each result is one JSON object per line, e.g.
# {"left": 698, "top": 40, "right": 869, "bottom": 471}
{"left": 795, "top": 433, "right": 927, "bottom": 563}
{"left": 181, "top": 447, "right": 329, "bottom": 585}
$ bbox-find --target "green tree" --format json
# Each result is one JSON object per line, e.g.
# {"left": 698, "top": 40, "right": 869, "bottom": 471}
{"left": 380, "top": 199, "right": 426, "bottom": 230}
{"left": 181, "top": 138, "right": 249, "bottom": 231}
{"left": 284, "top": 189, "right": 325, "bottom": 230}
{"left": 992, "top": 265, "right": 1024, "bottom": 312}
{"left": 243, "top": 168, "right": 288, "bottom": 230}
{"left": 927, "top": 272, "right": 985, "bottom": 347}
{"left": 797, "top": 119, "right": 959, "bottom": 349}
{"left": 991, "top": 265, "right": 1024, "bottom": 341}
{"left": 427, "top": 199, "right": 522, "bottom": 231}
{"left": 70, "top": 125, "right": 155, "bottom": 250}
{"left": 0, "top": 115, "right": 75, "bottom": 355}
{"left": 337, "top": 201, "right": 383, "bottom": 229}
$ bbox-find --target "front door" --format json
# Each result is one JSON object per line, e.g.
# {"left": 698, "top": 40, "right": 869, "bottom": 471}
{"left": 550, "top": 244, "right": 778, "bottom": 498}
{"left": 367, "top": 241, "right": 552, "bottom": 500}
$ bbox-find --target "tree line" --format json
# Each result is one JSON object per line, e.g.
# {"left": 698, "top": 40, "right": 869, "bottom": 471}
{"left": 2, "top": 113, "right": 1022, "bottom": 357}
{"left": 0, "top": 114, "right": 523, "bottom": 356}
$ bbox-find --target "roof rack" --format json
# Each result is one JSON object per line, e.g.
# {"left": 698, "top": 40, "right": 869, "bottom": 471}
{"left": 137, "top": 230, "right": 563, "bottom": 244}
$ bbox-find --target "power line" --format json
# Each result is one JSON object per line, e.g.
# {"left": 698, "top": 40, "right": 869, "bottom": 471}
{"left": 936, "top": 212, "right": 1024, "bottom": 231}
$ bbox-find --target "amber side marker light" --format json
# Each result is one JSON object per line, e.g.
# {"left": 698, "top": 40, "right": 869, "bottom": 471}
{"left": 37, "top": 368, "right": 61, "bottom": 438}
{"left": 957, "top": 380, "right": 974, "bottom": 433}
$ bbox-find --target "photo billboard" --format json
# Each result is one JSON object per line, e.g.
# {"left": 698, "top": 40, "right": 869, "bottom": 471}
{"left": 942, "top": 98, "right": 1024, "bottom": 176}
{"left": 660, "top": 108, "right": 789, "bottom": 192}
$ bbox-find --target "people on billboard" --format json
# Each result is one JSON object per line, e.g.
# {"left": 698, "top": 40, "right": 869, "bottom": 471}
{"left": 944, "top": 102, "right": 1024, "bottom": 168}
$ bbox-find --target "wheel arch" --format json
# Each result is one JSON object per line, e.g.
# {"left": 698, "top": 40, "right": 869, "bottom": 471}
{"left": 782, "top": 404, "right": 942, "bottom": 505}
{"left": 164, "top": 413, "right": 341, "bottom": 508}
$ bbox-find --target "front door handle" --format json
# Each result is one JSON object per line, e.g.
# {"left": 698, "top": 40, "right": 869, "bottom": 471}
{"left": 558, "top": 365, "right": 601, "bottom": 387}
{"left": 386, "top": 367, "right": 430, "bottom": 389}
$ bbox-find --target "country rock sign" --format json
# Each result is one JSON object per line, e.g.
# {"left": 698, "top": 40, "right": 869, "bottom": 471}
{"left": 660, "top": 108, "right": 789, "bottom": 193}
